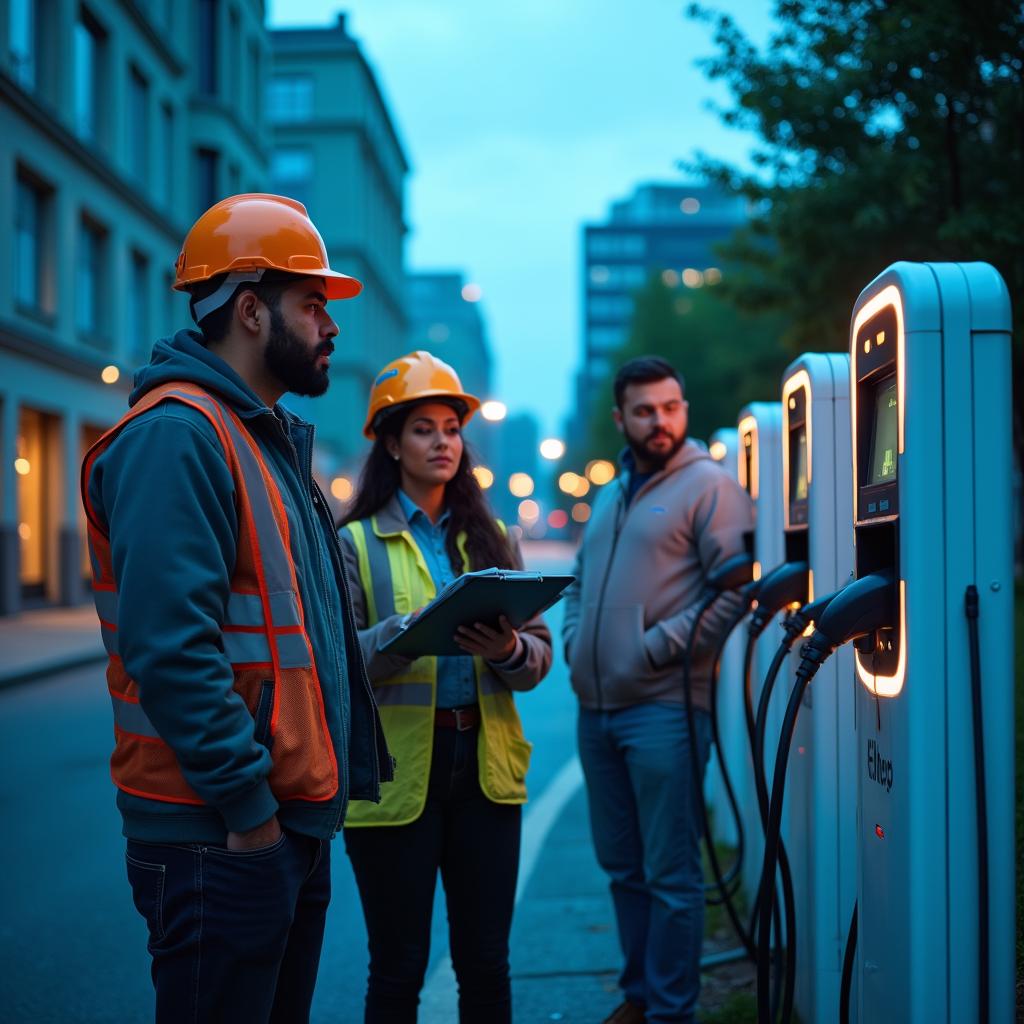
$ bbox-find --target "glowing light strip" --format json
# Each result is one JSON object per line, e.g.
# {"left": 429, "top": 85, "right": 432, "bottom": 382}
{"left": 781, "top": 369, "right": 811, "bottom": 530}
{"left": 737, "top": 414, "right": 759, "bottom": 499}
{"left": 849, "top": 283, "right": 907, "bottom": 697}
{"left": 855, "top": 579, "right": 907, "bottom": 697}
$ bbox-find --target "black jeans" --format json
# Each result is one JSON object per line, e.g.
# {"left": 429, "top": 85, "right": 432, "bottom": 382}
{"left": 344, "top": 725, "right": 522, "bottom": 1024}
{"left": 125, "top": 829, "right": 330, "bottom": 1024}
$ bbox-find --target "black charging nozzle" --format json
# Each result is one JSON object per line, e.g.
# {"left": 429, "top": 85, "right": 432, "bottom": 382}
{"left": 706, "top": 551, "right": 758, "bottom": 595}
{"left": 747, "top": 561, "right": 809, "bottom": 639}
{"left": 795, "top": 569, "right": 896, "bottom": 681}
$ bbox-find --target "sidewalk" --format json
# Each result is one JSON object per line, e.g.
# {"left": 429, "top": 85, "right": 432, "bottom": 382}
{"left": 0, "top": 603, "right": 105, "bottom": 689}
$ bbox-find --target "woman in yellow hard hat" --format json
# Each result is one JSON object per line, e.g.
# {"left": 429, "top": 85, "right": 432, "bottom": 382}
{"left": 338, "top": 350, "right": 553, "bottom": 1023}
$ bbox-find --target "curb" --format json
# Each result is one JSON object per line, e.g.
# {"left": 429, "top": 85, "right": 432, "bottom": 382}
{"left": 0, "top": 648, "right": 108, "bottom": 691}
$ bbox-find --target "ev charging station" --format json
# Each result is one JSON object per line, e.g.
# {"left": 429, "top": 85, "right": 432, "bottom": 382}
{"left": 705, "top": 428, "right": 745, "bottom": 848}
{"left": 735, "top": 402, "right": 785, "bottom": 900}
{"left": 779, "top": 354, "right": 857, "bottom": 1022}
{"left": 849, "top": 262, "right": 1013, "bottom": 1022}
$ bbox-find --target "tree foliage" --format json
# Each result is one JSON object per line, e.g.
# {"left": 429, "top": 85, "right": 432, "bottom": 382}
{"left": 580, "top": 278, "right": 791, "bottom": 462}
{"left": 684, "top": 0, "right": 1024, "bottom": 426}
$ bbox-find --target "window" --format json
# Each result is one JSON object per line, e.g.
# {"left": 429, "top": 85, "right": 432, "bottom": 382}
{"left": 195, "top": 147, "right": 219, "bottom": 213}
{"left": 197, "top": 0, "right": 218, "bottom": 97}
{"left": 74, "top": 9, "right": 105, "bottom": 144}
{"left": 9, "top": 0, "right": 36, "bottom": 88}
{"left": 128, "top": 251, "right": 150, "bottom": 358}
{"left": 587, "top": 326, "right": 626, "bottom": 353}
{"left": 17, "top": 407, "right": 57, "bottom": 596}
{"left": 227, "top": 6, "right": 239, "bottom": 104}
{"left": 270, "top": 147, "right": 313, "bottom": 211}
{"left": 77, "top": 216, "right": 107, "bottom": 340}
{"left": 587, "top": 233, "right": 645, "bottom": 259}
{"left": 14, "top": 171, "right": 53, "bottom": 314}
{"left": 128, "top": 66, "right": 150, "bottom": 183}
{"left": 267, "top": 74, "right": 313, "bottom": 123}
{"left": 588, "top": 263, "right": 646, "bottom": 290}
{"left": 248, "top": 38, "right": 260, "bottom": 124}
{"left": 155, "top": 101, "right": 174, "bottom": 206}
{"left": 588, "top": 295, "right": 633, "bottom": 320}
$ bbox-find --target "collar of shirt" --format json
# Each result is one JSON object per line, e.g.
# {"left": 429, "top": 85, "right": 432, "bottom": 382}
{"left": 397, "top": 489, "right": 451, "bottom": 532}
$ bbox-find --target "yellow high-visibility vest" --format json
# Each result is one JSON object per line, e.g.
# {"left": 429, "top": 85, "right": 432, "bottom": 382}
{"left": 342, "top": 514, "right": 532, "bottom": 826}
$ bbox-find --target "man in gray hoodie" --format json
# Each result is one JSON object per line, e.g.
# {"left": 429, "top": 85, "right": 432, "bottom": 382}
{"left": 563, "top": 357, "right": 754, "bottom": 1024}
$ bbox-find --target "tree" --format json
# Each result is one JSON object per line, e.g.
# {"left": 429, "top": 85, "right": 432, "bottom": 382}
{"left": 579, "top": 276, "right": 791, "bottom": 463}
{"left": 684, "top": 0, "right": 1024, "bottom": 509}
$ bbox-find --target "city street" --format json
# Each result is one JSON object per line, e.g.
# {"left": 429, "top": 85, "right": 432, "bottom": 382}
{"left": 0, "top": 544, "right": 628, "bottom": 1023}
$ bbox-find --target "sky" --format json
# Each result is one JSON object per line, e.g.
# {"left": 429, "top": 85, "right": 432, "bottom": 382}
{"left": 268, "top": 1, "right": 777, "bottom": 436}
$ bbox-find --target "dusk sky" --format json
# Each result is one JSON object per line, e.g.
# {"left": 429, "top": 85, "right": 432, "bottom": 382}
{"left": 269, "top": 1, "right": 776, "bottom": 435}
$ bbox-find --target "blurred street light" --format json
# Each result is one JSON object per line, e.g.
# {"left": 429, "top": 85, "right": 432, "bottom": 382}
{"left": 480, "top": 400, "right": 507, "bottom": 422}
{"left": 539, "top": 438, "right": 565, "bottom": 460}
{"left": 572, "top": 502, "right": 592, "bottom": 523}
{"left": 518, "top": 499, "right": 540, "bottom": 522}
{"left": 558, "top": 472, "right": 580, "bottom": 494}
{"left": 509, "top": 472, "right": 534, "bottom": 497}
{"left": 472, "top": 466, "right": 495, "bottom": 489}
{"left": 461, "top": 283, "right": 482, "bottom": 302}
{"left": 101, "top": 365, "right": 120, "bottom": 384}
{"left": 547, "top": 509, "right": 568, "bottom": 529}
{"left": 709, "top": 441, "right": 728, "bottom": 462}
{"left": 330, "top": 476, "right": 353, "bottom": 501}
{"left": 14, "top": 458, "right": 30, "bottom": 476}
{"left": 586, "top": 459, "right": 616, "bottom": 485}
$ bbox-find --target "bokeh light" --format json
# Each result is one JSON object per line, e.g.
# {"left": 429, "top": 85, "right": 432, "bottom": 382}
{"left": 472, "top": 466, "right": 494, "bottom": 489}
{"left": 586, "top": 459, "right": 616, "bottom": 485}
{"left": 518, "top": 499, "right": 540, "bottom": 521}
{"left": 572, "top": 502, "right": 592, "bottom": 523}
{"left": 461, "top": 283, "right": 483, "bottom": 302}
{"left": 480, "top": 400, "right": 507, "bottom": 422}
{"left": 101, "top": 365, "right": 120, "bottom": 384}
{"left": 547, "top": 509, "right": 569, "bottom": 529}
{"left": 509, "top": 472, "right": 534, "bottom": 497}
{"left": 330, "top": 476, "right": 353, "bottom": 501}
{"left": 539, "top": 438, "right": 565, "bottom": 460}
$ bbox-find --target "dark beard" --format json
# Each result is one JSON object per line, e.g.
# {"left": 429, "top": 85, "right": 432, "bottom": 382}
{"left": 624, "top": 425, "right": 687, "bottom": 470}
{"left": 263, "top": 306, "right": 333, "bottom": 397}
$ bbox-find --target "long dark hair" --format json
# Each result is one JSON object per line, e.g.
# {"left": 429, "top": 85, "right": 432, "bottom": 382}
{"left": 340, "top": 403, "right": 515, "bottom": 572}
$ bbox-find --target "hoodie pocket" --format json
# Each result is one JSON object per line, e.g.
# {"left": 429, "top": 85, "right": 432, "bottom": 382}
{"left": 593, "top": 604, "right": 657, "bottom": 697}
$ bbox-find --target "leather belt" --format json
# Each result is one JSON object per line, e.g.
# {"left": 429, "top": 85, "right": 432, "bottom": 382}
{"left": 434, "top": 706, "right": 480, "bottom": 731}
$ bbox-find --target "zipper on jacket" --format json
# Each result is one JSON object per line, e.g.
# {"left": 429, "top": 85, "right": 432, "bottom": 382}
{"left": 590, "top": 482, "right": 628, "bottom": 710}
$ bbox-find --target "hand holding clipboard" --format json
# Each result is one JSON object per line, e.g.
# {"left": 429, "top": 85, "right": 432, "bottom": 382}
{"left": 381, "top": 568, "right": 574, "bottom": 658}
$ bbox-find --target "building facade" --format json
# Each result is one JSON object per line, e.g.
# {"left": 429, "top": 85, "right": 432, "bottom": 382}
{"left": 269, "top": 14, "right": 409, "bottom": 466}
{"left": 574, "top": 182, "right": 748, "bottom": 440}
{"left": 0, "top": 0, "right": 268, "bottom": 614}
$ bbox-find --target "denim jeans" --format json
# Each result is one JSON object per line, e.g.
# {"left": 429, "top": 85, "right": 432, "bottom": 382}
{"left": 344, "top": 725, "right": 521, "bottom": 1024}
{"left": 578, "top": 702, "right": 711, "bottom": 1024}
{"left": 124, "top": 829, "right": 330, "bottom": 1024}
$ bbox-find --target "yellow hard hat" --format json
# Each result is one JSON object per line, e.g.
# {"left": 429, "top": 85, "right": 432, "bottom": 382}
{"left": 364, "top": 351, "right": 481, "bottom": 439}
{"left": 174, "top": 194, "right": 362, "bottom": 321}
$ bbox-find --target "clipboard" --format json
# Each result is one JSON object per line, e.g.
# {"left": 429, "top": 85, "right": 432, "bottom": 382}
{"left": 380, "top": 568, "right": 575, "bottom": 658}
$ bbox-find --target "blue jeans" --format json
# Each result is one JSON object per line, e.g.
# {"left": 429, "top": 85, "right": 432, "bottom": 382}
{"left": 125, "top": 829, "right": 330, "bottom": 1024}
{"left": 578, "top": 702, "right": 711, "bottom": 1024}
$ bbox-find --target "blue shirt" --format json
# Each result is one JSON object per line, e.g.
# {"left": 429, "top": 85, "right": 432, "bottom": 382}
{"left": 397, "top": 490, "right": 478, "bottom": 709}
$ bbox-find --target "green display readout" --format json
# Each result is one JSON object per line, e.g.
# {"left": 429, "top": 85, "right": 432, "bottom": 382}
{"left": 791, "top": 424, "right": 808, "bottom": 502}
{"left": 868, "top": 375, "right": 898, "bottom": 485}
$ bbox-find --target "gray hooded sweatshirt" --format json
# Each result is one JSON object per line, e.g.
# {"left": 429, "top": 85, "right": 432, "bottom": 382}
{"left": 562, "top": 440, "right": 755, "bottom": 712}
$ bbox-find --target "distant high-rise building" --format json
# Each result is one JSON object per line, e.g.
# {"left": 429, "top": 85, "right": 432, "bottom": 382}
{"left": 0, "top": 0, "right": 267, "bottom": 614}
{"left": 406, "top": 272, "right": 493, "bottom": 402}
{"left": 575, "top": 182, "right": 748, "bottom": 439}
{"left": 270, "top": 14, "right": 409, "bottom": 463}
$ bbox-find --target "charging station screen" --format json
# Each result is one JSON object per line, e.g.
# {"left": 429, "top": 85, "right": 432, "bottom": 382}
{"left": 790, "top": 425, "right": 808, "bottom": 502}
{"left": 868, "top": 375, "right": 898, "bottom": 485}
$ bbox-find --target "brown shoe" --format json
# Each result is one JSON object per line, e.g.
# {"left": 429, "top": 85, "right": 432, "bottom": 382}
{"left": 602, "top": 1000, "right": 646, "bottom": 1024}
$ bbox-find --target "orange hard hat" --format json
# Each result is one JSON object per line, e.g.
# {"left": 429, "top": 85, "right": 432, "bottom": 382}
{"left": 364, "top": 351, "right": 481, "bottom": 439}
{"left": 174, "top": 194, "right": 362, "bottom": 320}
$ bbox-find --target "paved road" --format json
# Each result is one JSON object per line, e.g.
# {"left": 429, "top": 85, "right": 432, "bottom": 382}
{"left": 0, "top": 546, "right": 589, "bottom": 1023}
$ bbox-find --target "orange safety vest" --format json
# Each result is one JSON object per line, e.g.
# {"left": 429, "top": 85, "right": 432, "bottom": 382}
{"left": 81, "top": 381, "right": 339, "bottom": 806}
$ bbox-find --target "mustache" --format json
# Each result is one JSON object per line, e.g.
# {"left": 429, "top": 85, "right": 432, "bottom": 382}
{"left": 315, "top": 340, "right": 335, "bottom": 358}
{"left": 645, "top": 429, "right": 674, "bottom": 441}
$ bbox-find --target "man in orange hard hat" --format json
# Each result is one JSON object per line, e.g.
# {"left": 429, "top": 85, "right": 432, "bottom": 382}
{"left": 81, "top": 194, "right": 392, "bottom": 1023}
